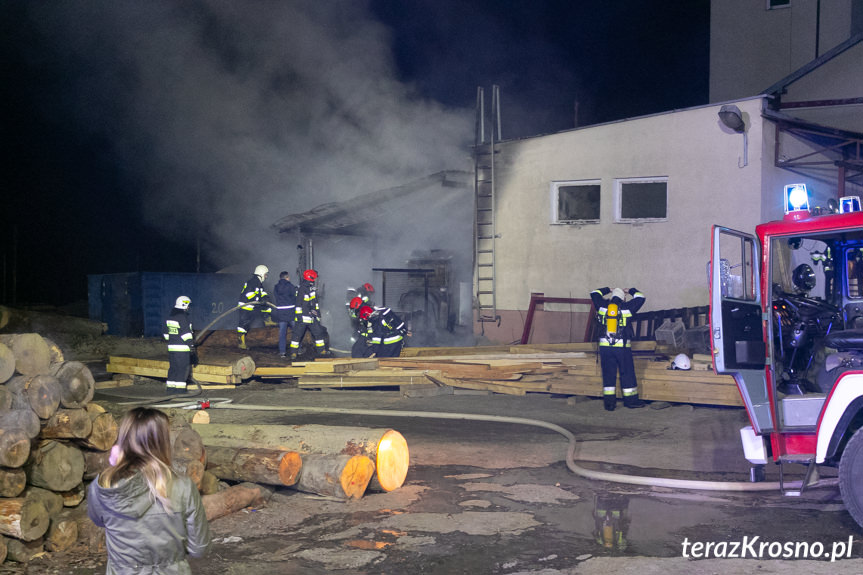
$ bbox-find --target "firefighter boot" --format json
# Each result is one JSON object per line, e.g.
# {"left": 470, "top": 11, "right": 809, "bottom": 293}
{"left": 238, "top": 333, "right": 247, "bottom": 350}
{"left": 624, "top": 397, "right": 646, "bottom": 409}
{"left": 603, "top": 395, "right": 616, "bottom": 411}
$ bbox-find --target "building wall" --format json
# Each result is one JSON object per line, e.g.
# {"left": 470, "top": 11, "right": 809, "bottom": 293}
{"left": 477, "top": 98, "right": 776, "bottom": 343}
{"left": 710, "top": 0, "right": 861, "bottom": 103}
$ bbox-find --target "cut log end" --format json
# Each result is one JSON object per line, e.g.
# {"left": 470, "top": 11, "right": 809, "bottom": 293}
{"left": 374, "top": 429, "right": 410, "bottom": 492}
{"left": 278, "top": 451, "right": 303, "bottom": 486}
{"left": 341, "top": 455, "right": 376, "bottom": 499}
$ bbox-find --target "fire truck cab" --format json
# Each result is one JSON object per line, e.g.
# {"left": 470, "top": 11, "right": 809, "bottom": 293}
{"left": 710, "top": 184, "right": 863, "bottom": 527}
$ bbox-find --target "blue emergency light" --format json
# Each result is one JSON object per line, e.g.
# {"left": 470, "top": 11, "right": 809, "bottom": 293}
{"left": 840, "top": 196, "right": 861, "bottom": 214}
{"left": 784, "top": 183, "right": 810, "bottom": 215}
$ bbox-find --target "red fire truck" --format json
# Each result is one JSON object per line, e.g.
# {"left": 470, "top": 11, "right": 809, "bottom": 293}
{"left": 711, "top": 184, "right": 863, "bottom": 527}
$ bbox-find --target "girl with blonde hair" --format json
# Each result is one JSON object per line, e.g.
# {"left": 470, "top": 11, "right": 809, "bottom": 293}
{"left": 88, "top": 407, "right": 210, "bottom": 574}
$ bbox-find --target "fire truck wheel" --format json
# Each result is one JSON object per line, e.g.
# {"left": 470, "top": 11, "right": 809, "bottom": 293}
{"left": 839, "top": 427, "right": 863, "bottom": 528}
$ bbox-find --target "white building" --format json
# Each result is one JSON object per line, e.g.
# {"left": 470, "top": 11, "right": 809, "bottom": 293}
{"left": 474, "top": 1, "right": 863, "bottom": 344}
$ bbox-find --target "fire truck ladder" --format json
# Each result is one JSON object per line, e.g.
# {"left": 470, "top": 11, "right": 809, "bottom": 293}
{"left": 474, "top": 85, "right": 502, "bottom": 324}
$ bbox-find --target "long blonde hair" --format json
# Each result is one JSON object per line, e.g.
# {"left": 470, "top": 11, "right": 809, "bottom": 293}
{"left": 99, "top": 407, "right": 174, "bottom": 511}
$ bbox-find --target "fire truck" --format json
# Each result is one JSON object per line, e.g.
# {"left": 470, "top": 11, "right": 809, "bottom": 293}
{"left": 711, "top": 184, "right": 863, "bottom": 527}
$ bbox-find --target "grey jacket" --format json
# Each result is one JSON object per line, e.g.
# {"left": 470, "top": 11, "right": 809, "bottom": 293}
{"left": 87, "top": 472, "right": 210, "bottom": 574}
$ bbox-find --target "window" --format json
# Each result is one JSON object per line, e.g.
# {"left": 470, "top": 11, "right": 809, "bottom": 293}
{"left": 614, "top": 177, "right": 668, "bottom": 223}
{"left": 551, "top": 180, "right": 600, "bottom": 224}
{"left": 767, "top": 0, "right": 790, "bottom": 9}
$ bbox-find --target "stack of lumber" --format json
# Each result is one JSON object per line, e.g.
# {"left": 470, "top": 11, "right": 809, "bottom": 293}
{"left": 288, "top": 342, "right": 742, "bottom": 407}
{"left": 107, "top": 354, "right": 256, "bottom": 387}
{"left": 0, "top": 333, "right": 118, "bottom": 564}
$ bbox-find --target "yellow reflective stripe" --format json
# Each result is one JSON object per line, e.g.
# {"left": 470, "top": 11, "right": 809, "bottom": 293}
{"left": 383, "top": 335, "right": 403, "bottom": 344}
{"left": 168, "top": 345, "right": 191, "bottom": 351}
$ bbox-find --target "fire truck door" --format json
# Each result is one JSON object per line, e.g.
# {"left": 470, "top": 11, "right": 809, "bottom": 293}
{"left": 710, "top": 226, "right": 774, "bottom": 433}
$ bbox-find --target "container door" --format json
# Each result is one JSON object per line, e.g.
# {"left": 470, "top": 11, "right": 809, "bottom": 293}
{"left": 710, "top": 226, "right": 774, "bottom": 433}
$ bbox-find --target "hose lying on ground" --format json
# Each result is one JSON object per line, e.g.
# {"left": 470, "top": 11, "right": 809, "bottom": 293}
{"left": 149, "top": 400, "right": 834, "bottom": 493}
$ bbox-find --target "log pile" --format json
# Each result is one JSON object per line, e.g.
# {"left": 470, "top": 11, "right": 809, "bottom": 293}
{"left": 0, "top": 333, "right": 116, "bottom": 565}
{"left": 285, "top": 343, "right": 742, "bottom": 407}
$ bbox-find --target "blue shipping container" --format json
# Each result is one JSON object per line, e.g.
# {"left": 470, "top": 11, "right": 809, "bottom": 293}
{"left": 88, "top": 272, "right": 249, "bottom": 337}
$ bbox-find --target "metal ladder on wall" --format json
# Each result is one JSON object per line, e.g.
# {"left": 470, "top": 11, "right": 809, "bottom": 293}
{"left": 474, "top": 86, "right": 502, "bottom": 324}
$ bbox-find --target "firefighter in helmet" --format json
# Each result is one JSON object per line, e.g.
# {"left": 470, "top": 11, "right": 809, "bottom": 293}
{"left": 163, "top": 295, "right": 196, "bottom": 395}
{"left": 590, "top": 286, "right": 646, "bottom": 410}
{"left": 290, "top": 269, "right": 330, "bottom": 360}
{"left": 237, "top": 265, "right": 272, "bottom": 350}
{"left": 359, "top": 304, "right": 409, "bottom": 358}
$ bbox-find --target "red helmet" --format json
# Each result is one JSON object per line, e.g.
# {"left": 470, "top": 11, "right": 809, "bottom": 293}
{"left": 358, "top": 305, "right": 374, "bottom": 320}
{"left": 349, "top": 296, "right": 363, "bottom": 310}
{"left": 362, "top": 283, "right": 374, "bottom": 293}
{"left": 303, "top": 269, "right": 318, "bottom": 282}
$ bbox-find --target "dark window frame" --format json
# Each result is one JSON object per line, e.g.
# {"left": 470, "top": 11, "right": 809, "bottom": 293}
{"left": 614, "top": 177, "right": 669, "bottom": 223}
{"left": 551, "top": 180, "right": 601, "bottom": 224}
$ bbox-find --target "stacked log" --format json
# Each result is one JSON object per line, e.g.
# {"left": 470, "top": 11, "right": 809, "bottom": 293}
{"left": 0, "top": 332, "right": 117, "bottom": 565}
{"left": 193, "top": 423, "right": 410, "bottom": 498}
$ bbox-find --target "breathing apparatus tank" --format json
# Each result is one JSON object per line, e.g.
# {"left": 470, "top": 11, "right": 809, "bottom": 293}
{"left": 606, "top": 302, "right": 619, "bottom": 335}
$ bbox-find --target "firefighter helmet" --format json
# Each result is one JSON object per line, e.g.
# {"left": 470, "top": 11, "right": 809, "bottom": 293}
{"left": 254, "top": 265, "right": 269, "bottom": 278}
{"left": 175, "top": 295, "right": 191, "bottom": 310}
{"left": 358, "top": 305, "right": 374, "bottom": 320}
{"left": 303, "top": 269, "right": 318, "bottom": 282}
{"left": 670, "top": 353, "right": 691, "bottom": 370}
{"left": 362, "top": 283, "right": 374, "bottom": 293}
{"left": 611, "top": 287, "right": 625, "bottom": 300}
{"left": 349, "top": 296, "right": 363, "bottom": 310}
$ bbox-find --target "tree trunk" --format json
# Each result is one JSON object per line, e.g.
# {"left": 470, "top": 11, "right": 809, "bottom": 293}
{"left": 0, "top": 333, "right": 51, "bottom": 376}
{"left": 65, "top": 504, "right": 104, "bottom": 554}
{"left": 0, "top": 408, "right": 40, "bottom": 439}
{"left": 41, "top": 408, "right": 93, "bottom": 440}
{"left": 295, "top": 454, "right": 376, "bottom": 500}
{"left": 23, "top": 486, "right": 64, "bottom": 517}
{"left": 42, "top": 337, "right": 65, "bottom": 364}
{"left": 82, "top": 449, "right": 112, "bottom": 480}
{"left": 0, "top": 342, "right": 14, "bottom": 384}
{"left": 193, "top": 423, "right": 410, "bottom": 491}
{"left": 25, "top": 440, "right": 85, "bottom": 492}
{"left": 173, "top": 458, "right": 204, "bottom": 491}
{"left": 78, "top": 403, "right": 118, "bottom": 451}
{"left": 0, "top": 467, "right": 26, "bottom": 497}
{"left": 45, "top": 513, "right": 78, "bottom": 552}
{"left": 0, "top": 498, "right": 50, "bottom": 541}
{"left": 170, "top": 417, "right": 206, "bottom": 465}
{"left": 0, "top": 427, "right": 31, "bottom": 468}
{"left": 201, "top": 482, "right": 272, "bottom": 521}
{"left": 205, "top": 445, "right": 302, "bottom": 487}
{"left": 200, "top": 470, "right": 221, "bottom": 496}
{"left": 7, "top": 374, "right": 61, "bottom": 419}
{"left": 58, "top": 482, "right": 85, "bottom": 507}
{"left": 0, "top": 534, "right": 6, "bottom": 564}
{"left": 4, "top": 536, "right": 43, "bottom": 563}
{"left": 50, "top": 361, "right": 95, "bottom": 408}
{"left": 0, "top": 306, "right": 105, "bottom": 337}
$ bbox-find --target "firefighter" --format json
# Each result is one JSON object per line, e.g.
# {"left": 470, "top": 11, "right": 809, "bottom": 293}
{"left": 273, "top": 271, "right": 297, "bottom": 358}
{"left": 360, "top": 304, "right": 409, "bottom": 358}
{"left": 589, "top": 286, "right": 646, "bottom": 410}
{"left": 290, "top": 269, "right": 330, "bottom": 360}
{"left": 348, "top": 297, "right": 373, "bottom": 358}
{"left": 163, "top": 295, "right": 196, "bottom": 395}
{"left": 237, "top": 265, "right": 272, "bottom": 350}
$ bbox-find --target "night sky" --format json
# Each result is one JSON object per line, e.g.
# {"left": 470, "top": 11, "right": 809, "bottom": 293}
{"left": 0, "top": 0, "right": 709, "bottom": 308}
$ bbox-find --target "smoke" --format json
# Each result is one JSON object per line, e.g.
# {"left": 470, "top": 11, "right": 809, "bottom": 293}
{"left": 21, "top": 0, "right": 472, "bottom": 267}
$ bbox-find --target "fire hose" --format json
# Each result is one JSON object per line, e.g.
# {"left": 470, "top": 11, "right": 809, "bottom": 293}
{"left": 151, "top": 399, "right": 836, "bottom": 493}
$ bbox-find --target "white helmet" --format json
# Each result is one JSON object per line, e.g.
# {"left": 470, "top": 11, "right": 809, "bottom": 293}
{"left": 254, "top": 265, "right": 269, "bottom": 278}
{"left": 175, "top": 295, "right": 191, "bottom": 310}
{"left": 670, "top": 353, "right": 691, "bottom": 370}
{"left": 611, "top": 287, "right": 625, "bottom": 300}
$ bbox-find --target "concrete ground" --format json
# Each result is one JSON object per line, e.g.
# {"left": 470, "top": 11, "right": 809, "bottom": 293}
{"left": 10, "top": 377, "right": 863, "bottom": 574}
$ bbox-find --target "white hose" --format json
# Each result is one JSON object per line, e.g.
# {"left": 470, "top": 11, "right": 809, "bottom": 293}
{"left": 155, "top": 400, "right": 835, "bottom": 493}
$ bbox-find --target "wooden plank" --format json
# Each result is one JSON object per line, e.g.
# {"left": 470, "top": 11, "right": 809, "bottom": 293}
{"left": 254, "top": 367, "right": 307, "bottom": 378}
{"left": 108, "top": 356, "right": 234, "bottom": 375}
{"left": 292, "top": 359, "right": 379, "bottom": 373}
{"left": 106, "top": 364, "right": 239, "bottom": 384}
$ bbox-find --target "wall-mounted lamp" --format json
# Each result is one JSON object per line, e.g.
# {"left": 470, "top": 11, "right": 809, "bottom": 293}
{"left": 718, "top": 104, "right": 748, "bottom": 168}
